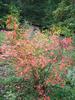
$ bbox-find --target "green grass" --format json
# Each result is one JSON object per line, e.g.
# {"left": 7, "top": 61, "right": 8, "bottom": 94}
{"left": 0, "top": 31, "right": 6, "bottom": 45}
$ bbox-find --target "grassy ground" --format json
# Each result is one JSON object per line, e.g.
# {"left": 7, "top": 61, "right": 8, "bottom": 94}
{"left": 0, "top": 31, "right": 6, "bottom": 45}
{"left": 0, "top": 31, "right": 6, "bottom": 100}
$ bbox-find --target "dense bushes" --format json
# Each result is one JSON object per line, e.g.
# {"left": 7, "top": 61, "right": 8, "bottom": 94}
{"left": 0, "top": 0, "right": 75, "bottom": 34}
{"left": 19, "top": 0, "right": 60, "bottom": 28}
{"left": 0, "top": 0, "right": 20, "bottom": 29}
{"left": 0, "top": 0, "right": 74, "bottom": 38}
{"left": 53, "top": 0, "right": 75, "bottom": 32}
{"left": 18, "top": 0, "right": 75, "bottom": 32}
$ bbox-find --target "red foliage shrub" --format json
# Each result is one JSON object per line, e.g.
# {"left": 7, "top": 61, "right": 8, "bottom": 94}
{"left": 0, "top": 30, "right": 74, "bottom": 99}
